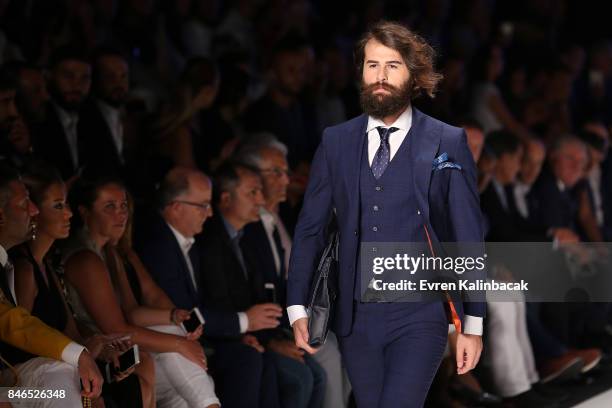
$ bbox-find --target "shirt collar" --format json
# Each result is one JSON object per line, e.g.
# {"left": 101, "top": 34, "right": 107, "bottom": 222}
{"left": 515, "top": 181, "right": 532, "bottom": 194}
{"left": 0, "top": 244, "right": 7, "bottom": 268}
{"left": 96, "top": 99, "right": 120, "bottom": 120}
{"left": 556, "top": 179, "right": 567, "bottom": 192}
{"left": 366, "top": 105, "right": 412, "bottom": 134}
{"left": 221, "top": 215, "right": 243, "bottom": 241}
{"left": 52, "top": 101, "right": 79, "bottom": 125}
{"left": 166, "top": 222, "right": 195, "bottom": 253}
{"left": 259, "top": 207, "right": 275, "bottom": 230}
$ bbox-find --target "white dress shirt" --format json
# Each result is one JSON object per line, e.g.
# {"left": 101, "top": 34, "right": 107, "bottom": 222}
{"left": 491, "top": 179, "right": 509, "bottom": 211}
{"left": 167, "top": 222, "right": 249, "bottom": 333}
{"left": 366, "top": 105, "right": 413, "bottom": 165}
{"left": 167, "top": 223, "right": 198, "bottom": 290}
{"left": 588, "top": 166, "right": 604, "bottom": 226}
{"left": 273, "top": 212, "right": 292, "bottom": 276}
{"left": 96, "top": 99, "right": 124, "bottom": 159}
{"left": 53, "top": 103, "right": 80, "bottom": 169}
{"left": 287, "top": 106, "right": 484, "bottom": 336}
{"left": 514, "top": 181, "right": 532, "bottom": 219}
{"left": 260, "top": 208, "right": 282, "bottom": 276}
{"left": 0, "top": 244, "right": 85, "bottom": 366}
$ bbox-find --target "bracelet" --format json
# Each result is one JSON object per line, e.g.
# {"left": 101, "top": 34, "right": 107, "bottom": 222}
{"left": 170, "top": 308, "right": 178, "bottom": 324}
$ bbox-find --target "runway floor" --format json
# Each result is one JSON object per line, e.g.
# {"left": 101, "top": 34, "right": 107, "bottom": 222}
{"left": 557, "top": 360, "right": 612, "bottom": 407}
{"left": 575, "top": 388, "right": 612, "bottom": 407}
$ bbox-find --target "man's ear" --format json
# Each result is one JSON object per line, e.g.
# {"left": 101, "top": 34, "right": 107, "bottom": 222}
{"left": 78, "top": 205, "right": 89, "bottom": 221}
{"left": 220, "top": 191, "right": 231, "bottom": 208}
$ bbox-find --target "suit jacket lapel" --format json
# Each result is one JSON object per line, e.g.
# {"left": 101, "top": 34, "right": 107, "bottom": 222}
{"left": 411, "top": 108, "right": 441, "bottom": 226}
{"left": 161, "top": 220, "right": 199, "bottom": 300}
{"left": 345, "top": 114, "right": 368, "bottom": 218}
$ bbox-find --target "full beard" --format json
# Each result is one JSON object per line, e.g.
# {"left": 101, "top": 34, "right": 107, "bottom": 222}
{"left": 359, "top": 79, "right": 412, "bottom": 119}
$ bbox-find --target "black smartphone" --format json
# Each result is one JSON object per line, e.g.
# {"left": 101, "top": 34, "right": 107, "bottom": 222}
{"left": 264, "top": 283, "right": 277, "bottom": 303}
{"left": 105, "top": 345, "right": 140, "bottom": 383}
{"left": 181, "top": 307, "right": 205, "bottom": 333}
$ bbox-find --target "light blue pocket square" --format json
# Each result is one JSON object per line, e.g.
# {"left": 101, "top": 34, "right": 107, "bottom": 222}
{"left": 432, "top": 152, "right": 462, "bottom": 171}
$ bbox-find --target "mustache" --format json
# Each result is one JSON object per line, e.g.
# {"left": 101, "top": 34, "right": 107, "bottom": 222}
{"left": 361, "top": 81, "right": 402, "bottom": 93}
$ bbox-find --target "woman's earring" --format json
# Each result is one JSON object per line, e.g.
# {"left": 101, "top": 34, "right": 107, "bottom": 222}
{"left": 30, "top": 221, "right": 37, "bottom": 241}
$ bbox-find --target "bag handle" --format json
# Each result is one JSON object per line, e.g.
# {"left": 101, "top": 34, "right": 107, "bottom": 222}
{"left": 423, "top": 224, "right": 463, "bottom": 333}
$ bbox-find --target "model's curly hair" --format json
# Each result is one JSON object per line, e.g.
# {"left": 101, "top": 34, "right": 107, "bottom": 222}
{"left": 354, "top": 21, "right": 443, "bottom": 99}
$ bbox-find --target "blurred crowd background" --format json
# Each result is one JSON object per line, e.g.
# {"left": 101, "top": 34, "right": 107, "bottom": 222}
{"left": 1, "top": 0, "right": 612, "bottom": 407}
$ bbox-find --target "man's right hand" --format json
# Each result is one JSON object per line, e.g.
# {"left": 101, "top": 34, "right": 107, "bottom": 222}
{"left": 77, "top": 351, "right": 103, "bottom": 399}
{"left": 552, "top": 227, "right": 580, "bottom": 244}
{"left": 246, "top": 303, "right": 282, "bottom": 331}
{"left": 292, "top": 317, "right": 317, "bottom": 354}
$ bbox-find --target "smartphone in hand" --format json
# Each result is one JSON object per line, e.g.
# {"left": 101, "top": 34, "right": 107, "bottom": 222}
{"left": 181, "top": 307, "right": 205, "bottom": 333}
{"left": 264, "top": 283, "right": 277, "bottom": 304}
{"left": 105, "top": 345, "right": 140, "bottom": 383}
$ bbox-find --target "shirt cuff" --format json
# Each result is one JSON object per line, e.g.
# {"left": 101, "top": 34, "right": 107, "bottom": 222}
{"left": 61, "top": 342, "right": 86, "bottom": 367}
{"left": 463, "top": 315, "right": 483, "bottom": 336}
{"left": 287, "top": 305, "right": 308, "bottom": 327}
{"left": 237, "top": 312, "right": 248, "bottom": 333}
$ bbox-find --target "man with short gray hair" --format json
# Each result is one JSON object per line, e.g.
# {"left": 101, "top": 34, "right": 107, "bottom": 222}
{"left": 240, "top": 136, "right": 353, "bottom": 408}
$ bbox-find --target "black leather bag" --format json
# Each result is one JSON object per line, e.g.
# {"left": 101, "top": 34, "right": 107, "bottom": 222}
{"left": 307, "top": 229, "right": 339, "bottom": 347}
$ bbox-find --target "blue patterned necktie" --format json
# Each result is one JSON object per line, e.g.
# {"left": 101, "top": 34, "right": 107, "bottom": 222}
{"left": 371, "top": 126, "right": 399, "bottom": 179}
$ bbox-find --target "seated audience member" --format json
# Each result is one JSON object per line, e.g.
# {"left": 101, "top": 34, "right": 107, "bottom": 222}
{"left": 469, "top": 45, "right": 532, "bottom": 140}
{"left": 28, "top": 47, "right": 92, "bottom": 180}
{"left": 135, "top": 167, "right": 281, "bottom": 408}
{"left": 78, "top": 48, "right": 131, "bottom": 178}
{"left": 459, "top": 118, "right": 486, "bottom": 163}
{"left": 479, "top": 129, "right": 526, "bottom": 241}
{"left": 153, "top": 58, "right": 219, "bottom": 170}
{"left": 11, "top": 164, "right": 141, "bottom": 407}
{"left": 529, "top": 137, "right": 611, "bottom": 348}
{"left": 529, "top": 137, "right": 588, "bottom": 233}
{"left": 244, "top": 36, "right": 320, "bottom": 168}
{"left": 239, "top": 135, "right": 351, "bottom": 408}
{"left": 0, "top": 161, "right": 102, "bottom": 406}
{"left": 0, "top": 67, "right": 34, "bottom": 169}
{"left": 9, "top": 62, "right": 49, "bottom": 127}
{"left": 581, "top": 121, "right": 612, "bottom": 240}
{"left": 199, "top": 161, "right": 326, "bottom": 408}
{"left": 573, "top": 129, "right": 609, "bottom": 242}
{"left": 62, "top": 176, "right": 220, "bottom": 408}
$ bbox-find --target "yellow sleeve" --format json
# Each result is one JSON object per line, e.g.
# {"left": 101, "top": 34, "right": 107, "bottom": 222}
{"left": 0, "top": 301, "right": 72, "bottom": 361}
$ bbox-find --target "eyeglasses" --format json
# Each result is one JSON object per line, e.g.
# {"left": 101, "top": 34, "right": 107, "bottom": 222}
{"left": 173, "top": 200, "right": 212, "bottom": 211}
{"left": 260, "top": 167, "right": 291, "bottom": 178}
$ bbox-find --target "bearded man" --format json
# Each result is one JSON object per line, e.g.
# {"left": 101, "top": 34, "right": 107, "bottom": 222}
{"left": 287, "top": 21, "right": 486, "bottom": 407}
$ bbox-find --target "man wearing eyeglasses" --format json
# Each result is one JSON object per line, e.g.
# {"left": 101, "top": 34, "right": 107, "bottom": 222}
{"left": 135, "top": 166, "right": 283, "bottom": 408}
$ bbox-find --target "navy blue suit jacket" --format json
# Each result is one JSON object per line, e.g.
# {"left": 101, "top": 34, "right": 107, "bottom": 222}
{"left": 287, "top": 108, "right": 486, "bottom": 336}
{"left": 135, "top": 214, "right": 241, "bottom": 338}
{"left": 242, "top": 220, "right": 289, "bottom": 327}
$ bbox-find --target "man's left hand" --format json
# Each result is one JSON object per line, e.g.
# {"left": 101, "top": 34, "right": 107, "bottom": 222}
{"left": 456, "top": 333, "right": 482, "bottom": 375}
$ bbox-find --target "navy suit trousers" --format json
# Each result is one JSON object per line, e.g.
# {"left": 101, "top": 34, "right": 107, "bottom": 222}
{"left": 338, "top": 301, "right": 448, "bottom": 408}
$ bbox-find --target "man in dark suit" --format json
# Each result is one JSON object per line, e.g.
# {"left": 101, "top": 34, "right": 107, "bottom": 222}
{"left": 529, "top": 137, "right": 588, "bottom": 232}
{"left": 78, "top": 48, "right": 129, "bottom": 178}
{"left": 287, "top": 21, "right": 486, "bottom": 407}
{"left": 239, "top": 136, "right": 352, "bottom": 408}
{"left": 199, "top": 161, "right": 326, "bottom": 408}
{"left": 135, "top": 167, "right": 281, "bottom": 408}
{"left": 529, "top": 137, "right": 612, "bottom": 350}
{"left": 29, "top": 47, "right": 91, "bottom": 180}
